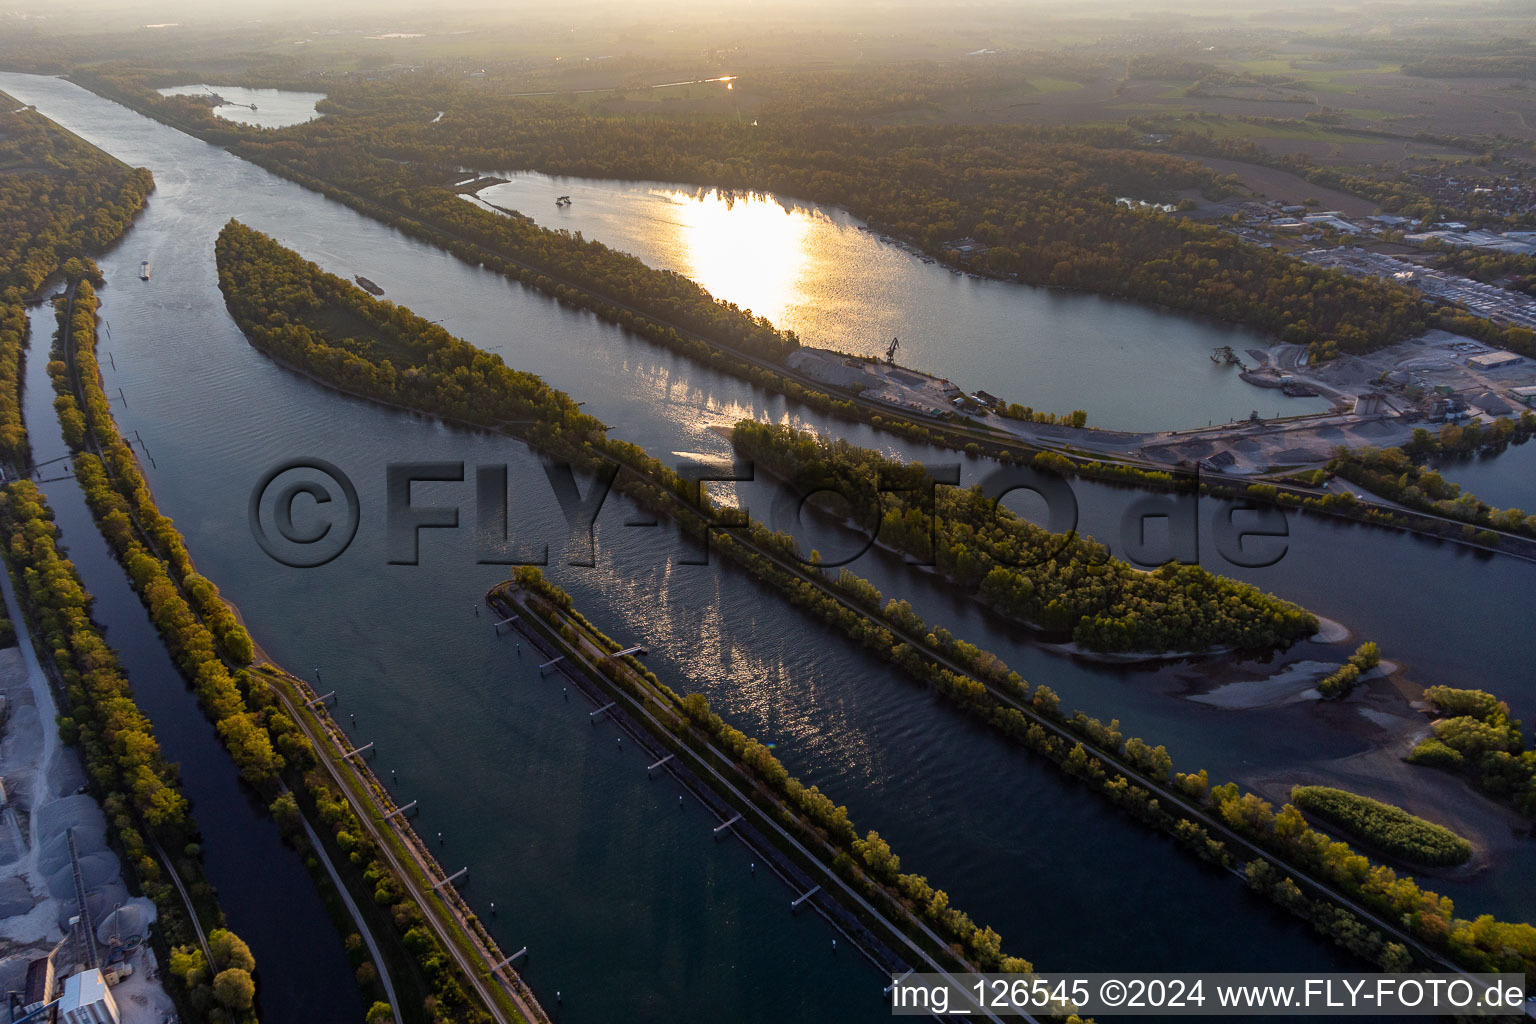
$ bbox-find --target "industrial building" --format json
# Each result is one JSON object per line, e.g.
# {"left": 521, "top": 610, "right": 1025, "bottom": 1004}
{"left": 1353, "top": 393, "right": 1388, "bottom": 416}
{"left": 1467, "top": 350, "right": 1523, "bottom": 371}
{"left": 57, "top": 970, "right": 118, "bottom": 1024}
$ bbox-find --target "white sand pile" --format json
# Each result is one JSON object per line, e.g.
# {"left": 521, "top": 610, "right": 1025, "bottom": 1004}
{"left": 96, "top": 898, "right": 154, "bottom": 947}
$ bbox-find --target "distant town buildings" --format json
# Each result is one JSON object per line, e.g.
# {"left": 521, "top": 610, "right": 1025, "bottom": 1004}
{"left": 1405, "top": 229, "right": 1536, "bottom": 255}
{"left": 1299, "top": 247, "right": 1536, "bottom": 330}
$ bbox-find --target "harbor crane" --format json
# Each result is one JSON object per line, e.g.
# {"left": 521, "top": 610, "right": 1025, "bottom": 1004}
{"left": 885, "top": 336, "right": 900, "bottom": 364}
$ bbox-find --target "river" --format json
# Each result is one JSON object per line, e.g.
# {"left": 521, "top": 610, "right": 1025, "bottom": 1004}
{"left": 0, "top": 73, "right": 1529, "bottom": 1023}
{"left": 20, "top": 301, "right": 365, "bottom": 1023}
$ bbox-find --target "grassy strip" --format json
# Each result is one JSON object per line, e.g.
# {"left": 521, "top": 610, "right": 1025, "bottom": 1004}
{"left": 1291, "top": 787, "right": 1472, "bottom": 867}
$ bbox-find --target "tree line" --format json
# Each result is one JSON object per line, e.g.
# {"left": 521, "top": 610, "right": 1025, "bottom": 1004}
{"left": 0, "top": 480, "right": 260, "bottom": 1021}
{"left": 0, "top": 96, "right": 153, "bottom": 468}
{"left": 1327, "top": 422, "right": 1536, "bottom": 541}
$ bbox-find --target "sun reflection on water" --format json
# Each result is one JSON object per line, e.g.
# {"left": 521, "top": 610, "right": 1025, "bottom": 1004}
{"left": 667, "top": 189, "right": 817, "bottom": 326}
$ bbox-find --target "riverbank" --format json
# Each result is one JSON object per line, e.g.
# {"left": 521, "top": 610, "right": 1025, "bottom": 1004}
{"left": 52, "top": 275, "right": 545, "bottom": 1024}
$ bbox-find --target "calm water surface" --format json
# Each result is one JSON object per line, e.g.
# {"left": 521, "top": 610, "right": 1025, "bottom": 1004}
{"left": 156, "top": 84, "right": 325, "bottom": 129}
{"left": 471, "top": 171, "right": 1333, "bottom": 431}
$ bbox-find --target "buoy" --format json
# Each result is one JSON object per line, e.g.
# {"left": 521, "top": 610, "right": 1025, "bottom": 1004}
{"left": 832, "top": 939, "right": 837, "bottom": 952}
{"left": 679, "top": 795, "right": 683, "bottom": 807}
{"left": 750, "top": 863, "right": 755, "bottom": 874}
{"left": 490, "top": 902, "right": 496, "bottom": 915}
{"left": 616, "top": 737, "right": 622, "bottom": 747}
{"left": 437, "top": 832, "right": 443, "bottom": 845}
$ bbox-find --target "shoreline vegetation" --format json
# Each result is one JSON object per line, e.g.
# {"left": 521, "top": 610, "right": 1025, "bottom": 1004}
{"left": 1408, "top": 687, "right": 1536, "bottom": 818}
{"left": 1327, "top": 433, "right": 1536, "bottom": 542}
{"left": 214, "top": 221, "right": 1535, "bottom": 979}
{"left": 52, "top": 276, "right": 542, "bottom": 1023}
{"left": 730, "top": 419, "right": 1319, "bottom": 654}
{"left": 1316, "top": 642, "right": 1382, "bottom": 700}
{"left": 0, "top": 480, "right": 260, "bottom": 1023}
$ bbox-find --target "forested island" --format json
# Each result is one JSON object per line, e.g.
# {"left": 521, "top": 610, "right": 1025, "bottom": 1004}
{"left": 1290, "top": 786, "right": 1473, "bottom": 867}
{"left": 732, "top": 419, "right": 1318, "bottom": 653}
{"left": 1410, "top": 687, "right": 1536, "bottom": 817}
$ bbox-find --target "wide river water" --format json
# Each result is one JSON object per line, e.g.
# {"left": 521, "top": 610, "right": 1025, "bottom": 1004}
{"left": 0, "top": 74, "right": 1530, "bottom": 1023}
{"left": 469, "top": 171, "right": 1334, "bottom": 431}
